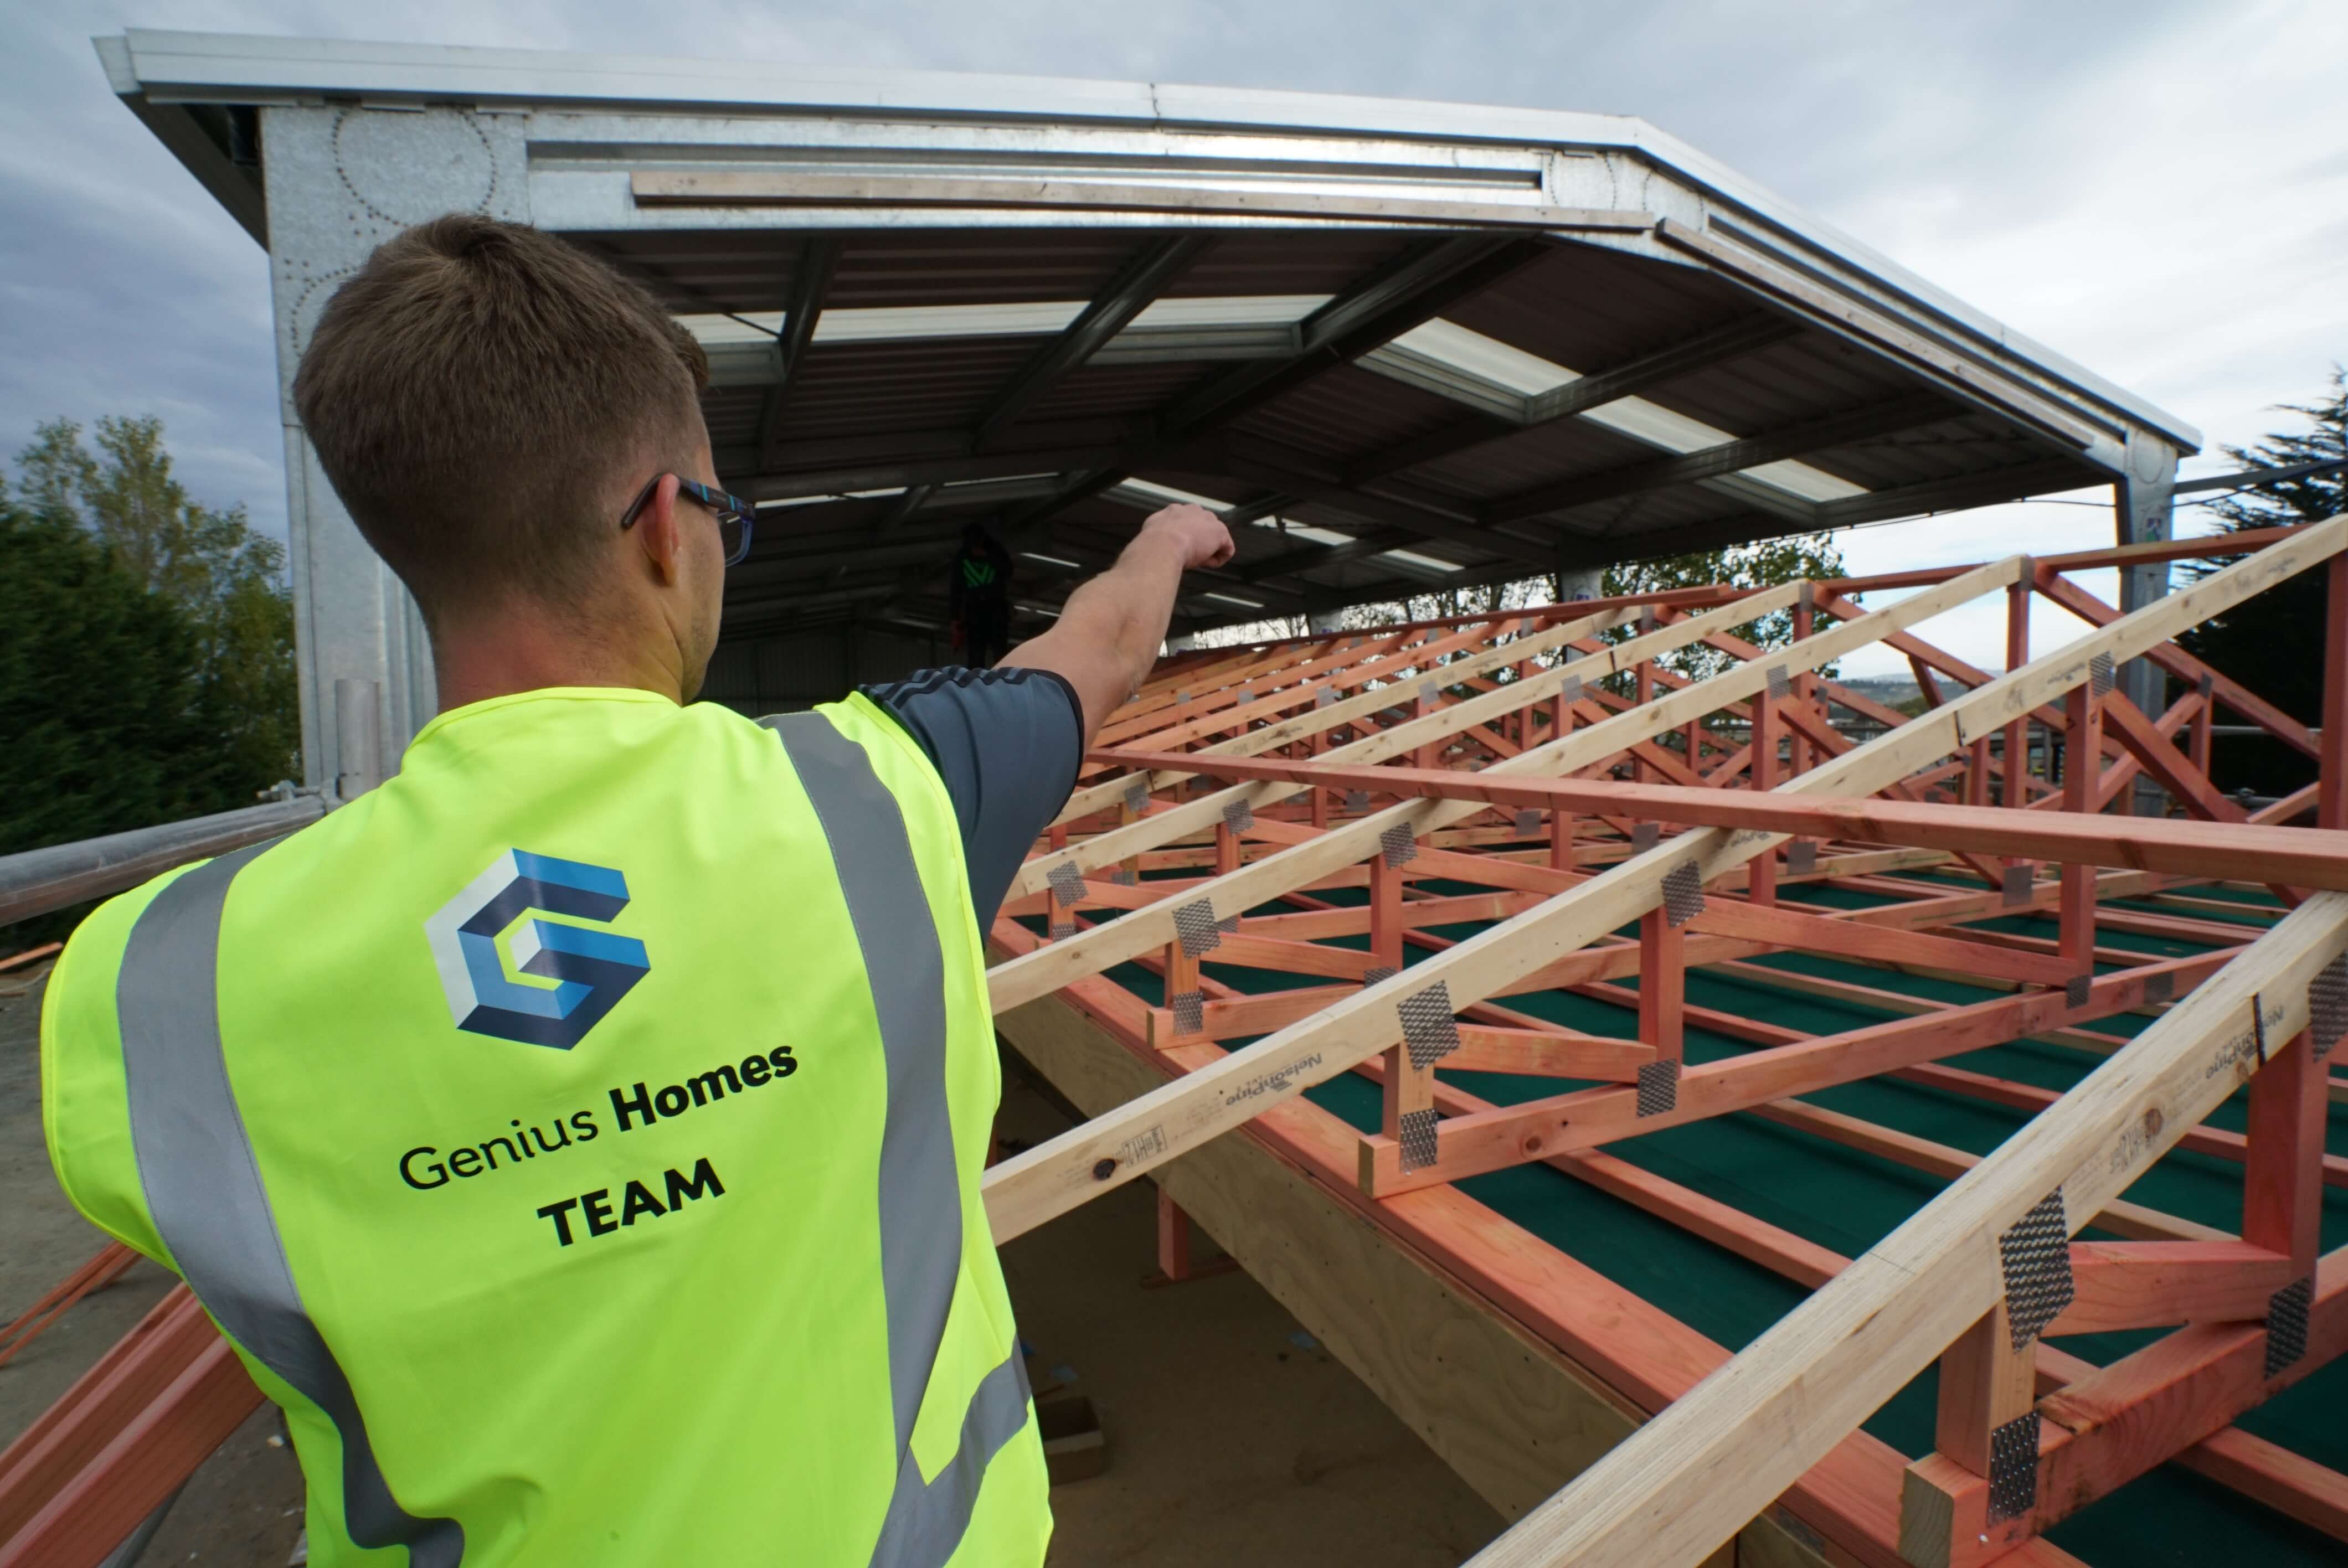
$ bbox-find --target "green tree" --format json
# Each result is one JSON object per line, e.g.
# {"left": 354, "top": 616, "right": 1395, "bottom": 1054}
{"left": 1324, "top": 532, "right": 1844, "bottom": 702}
{"left": 0, "top": 503, "right": 255, "bottom": 941}
{"left": 1600, "top": 530, "right": 1846, "bottom": 682}
{"left": 2175, "top": 369, "right": 2347, "bottom": 795}
{"left": 14, "top": 417, "right": 298, "bottom": 793}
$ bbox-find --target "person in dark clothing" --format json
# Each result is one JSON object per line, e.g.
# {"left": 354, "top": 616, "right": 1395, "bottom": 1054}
{"left": 949, "top": 523, "right": 1016, "bottom": 667}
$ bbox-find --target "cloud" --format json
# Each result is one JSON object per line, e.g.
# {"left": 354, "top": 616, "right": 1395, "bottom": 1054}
{"left": 3, "top": 0, "right": 2341, "bottom": 675}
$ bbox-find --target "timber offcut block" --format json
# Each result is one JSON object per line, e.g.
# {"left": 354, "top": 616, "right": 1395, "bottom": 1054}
{"left": 1026, "top": 1361, "right": 1108, "bottom": 1486}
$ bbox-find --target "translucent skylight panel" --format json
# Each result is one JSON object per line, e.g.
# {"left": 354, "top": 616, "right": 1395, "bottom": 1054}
{"left": 1390, "top": 318, "right": 1868, "bottom": 502}
{"left": 679, "top": 295, "right": 1330, "bottom": 350}
{"left": 1379, "top": 548, "right": 1469, "bottom": 575}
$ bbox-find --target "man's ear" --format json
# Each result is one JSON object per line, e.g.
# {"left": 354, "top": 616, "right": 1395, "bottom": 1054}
{"left": 631, "top": 473, "right": 685, "bottom": 586}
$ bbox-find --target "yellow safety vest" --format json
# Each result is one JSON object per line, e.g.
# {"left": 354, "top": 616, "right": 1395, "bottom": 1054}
{"left": 42, "top": 688, "right": 1049, "bottom": 1566}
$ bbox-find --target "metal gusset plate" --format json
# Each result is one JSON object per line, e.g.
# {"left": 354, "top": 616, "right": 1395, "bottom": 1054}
{"left": 1513, "top": 808, "right": 1542, "bottom": 837}
{"left": 1048, "top": 917, "right": 1076, "bottom": 941}
{"left": 2002, "top": 864, "right": 2033, "bottom": 907}
{"left": 2309, "top": 953, "right": 2348, "bottom": 1059}
{"left": 1363, "top": 964, "right": 1399, "bottom": 987}
{"left": 1216, "top": 913, "right": 1239, "bottom": 935}
{"left": 1111, "top": 866, "right": 1139, "bottom": 887}
{"left": 1172, "top": 898, "right": 1223, "bottom": 958}
{"left": 1999, "top": 1189, "right": 2074, "bottom": 1349}
{"left": 1222, "top": 798, "right": 1255, "bottom": 834}
{"left": 2144, "top": 968, "right": 2175, "bottom": 1005}
{"left": 2089, "top": 652, "right": 2115, "bottom": 698}
{"left": 1986, "top": 1411, "right": 2041, "bottom": 1524}
{"left": 1316, "top": 684, "right": 1338, "bottom": 708}
{"left": 2198, "top": 669, "right": 2215, "bottom": 699}
{"left": 1633, "top": 822, "right": 1660, "bottom": 854}
{"left": 1379, "top": 823, "right": 1419, "bottom": 869}
{"left": 1636, "top": 1059, "right": 1681, "bottom": 1117}
{"left": 1125, "top": 778, "right": 1149, "bottom": 814}
{"left": 1786, "top": 839, "right": 1816, "bottom": 876}
{"left": 1345, "top": 790, "right": 1370, "bottom": 813}
{"left": 1558, "top": 673, "right": 1583, "bottom": 705}
{"left": 1397, "top": 1107, "right": 1440, "bottom": 1173}
{"left": 1170, "top": 989, "right": 1203, "bottom": 1036}
{"left": 2064, "top": 972, "right": 2092, "bottom": 1010}
{"left": 2266, "top": 1275, "right": 2314, "bottom": 1378}
{"left": 1396, "top": 979, "right": 1462, "bottom": 1072}
{"left": 1048, "top": 861, "right": 1087, "bottom": 907}
{"left": 1766, "top": 664, "right": 1790, "bottom": 702}
{"left": 1661, "top": 860, "right": 1706, "bottom": 928}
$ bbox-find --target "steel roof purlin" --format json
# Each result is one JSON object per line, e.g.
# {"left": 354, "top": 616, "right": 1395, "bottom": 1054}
{"left": 94, "top": 27, "right": 2200, "bottom": 662}
{"left": 98, "top": 27, "right": 2198, "bottom": 453}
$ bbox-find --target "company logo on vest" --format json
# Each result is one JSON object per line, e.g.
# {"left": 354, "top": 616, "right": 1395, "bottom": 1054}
{"left": 425, "top": 850, "right": 650, "bottom": 1048}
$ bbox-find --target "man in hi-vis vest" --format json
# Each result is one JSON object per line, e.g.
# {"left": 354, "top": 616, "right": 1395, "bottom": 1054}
{"left": 42, "top": 214, "right": 1233, "bottom": 1567}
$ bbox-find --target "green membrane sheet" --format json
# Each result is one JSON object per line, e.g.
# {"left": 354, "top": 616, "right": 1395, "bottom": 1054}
{"left": 1051, "top": 862, "right": 2346, "bottom": 1566}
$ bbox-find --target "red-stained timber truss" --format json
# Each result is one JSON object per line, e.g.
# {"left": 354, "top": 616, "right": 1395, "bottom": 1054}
{"left": 8, "top": 519, "right": 2347, "bottom": 1568}
{"left": 973, "top": 517, "right": 2348, "bottom": 1568}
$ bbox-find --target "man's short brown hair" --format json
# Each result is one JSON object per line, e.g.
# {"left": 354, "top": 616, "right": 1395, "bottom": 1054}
{"left": 293, "top": 214, "right": 710, "bottom": 626}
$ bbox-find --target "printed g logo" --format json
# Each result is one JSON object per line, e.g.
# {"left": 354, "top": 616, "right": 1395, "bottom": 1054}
{"left": 424, "top": 850, "right": 649, "bottom": 1049}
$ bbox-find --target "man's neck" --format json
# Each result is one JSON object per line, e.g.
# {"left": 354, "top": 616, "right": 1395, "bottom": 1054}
{"left": 431, "top": 613, "right": 686, "bottom": 713}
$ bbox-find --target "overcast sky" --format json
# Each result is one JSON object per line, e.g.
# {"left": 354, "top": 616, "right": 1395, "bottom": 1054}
{"left": 4, "top": 1, "right": 2343, "bottom": 673}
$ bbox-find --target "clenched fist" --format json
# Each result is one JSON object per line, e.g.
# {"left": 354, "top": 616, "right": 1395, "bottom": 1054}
{"left": 1139, "top": 502, "right": 1237, "bottom": 570}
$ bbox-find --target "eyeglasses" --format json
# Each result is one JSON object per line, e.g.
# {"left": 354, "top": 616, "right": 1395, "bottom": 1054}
{"left": 619, "top": 474, "right": 755, "bottom": 567}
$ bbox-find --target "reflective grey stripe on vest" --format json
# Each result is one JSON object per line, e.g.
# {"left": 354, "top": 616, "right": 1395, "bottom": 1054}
{"left": 118, "top": 839, "right": 465, "bottom": 1568}
{"left": 764, "top": 712, "right": 1033, "bottom": 1568}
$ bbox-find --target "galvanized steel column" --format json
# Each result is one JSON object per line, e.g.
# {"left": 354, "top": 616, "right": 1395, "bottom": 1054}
{"left": 258, "top": 104, "right": 531, "bottom": 789}
{"left": 2115, "top": 427, "right": 2180, "bottom": 815}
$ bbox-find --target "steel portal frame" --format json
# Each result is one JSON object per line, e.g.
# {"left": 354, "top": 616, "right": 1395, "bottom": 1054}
{"left": 96, "top": 29, "right": 2201, "bottom": 798}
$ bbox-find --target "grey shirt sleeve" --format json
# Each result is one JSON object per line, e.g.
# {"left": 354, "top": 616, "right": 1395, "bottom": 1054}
{"left": 857, "top": 666, "right": 1085, "bottom": 927}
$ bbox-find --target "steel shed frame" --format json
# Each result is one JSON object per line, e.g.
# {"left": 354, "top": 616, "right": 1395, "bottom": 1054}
{"left": 97, "top": 28, "right": 2199, "bottom": 799}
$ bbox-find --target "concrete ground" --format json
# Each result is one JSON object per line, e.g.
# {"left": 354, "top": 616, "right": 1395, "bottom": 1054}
{"left": 3, "top": 962, "right": 1501, "bottom": 1565}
